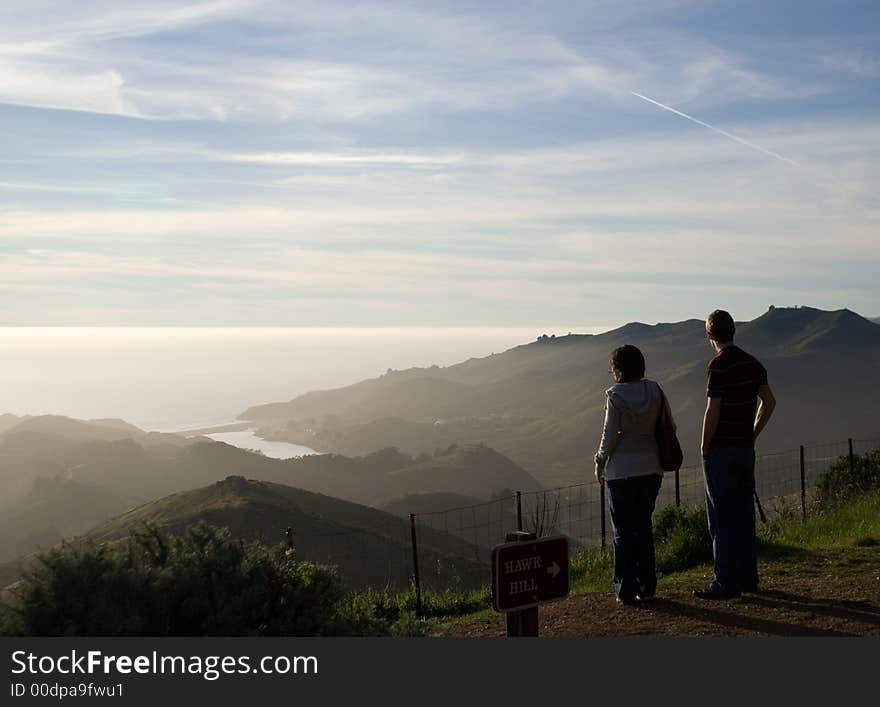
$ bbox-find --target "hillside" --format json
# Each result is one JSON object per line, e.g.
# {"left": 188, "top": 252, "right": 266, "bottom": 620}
{"left": 0, "top": 477, "right": 128, "bottom": 562}
{"left": 379, "top": 491, "right": 488, "bottom": 516}
{"left": 23, "top": 476, "right": 488, "bottom": 590}
{"left": 0, "top": 414, "right": 26, "bottom": 434}
{"left": 241, "top": 307, "right": 880, "bottom": 486}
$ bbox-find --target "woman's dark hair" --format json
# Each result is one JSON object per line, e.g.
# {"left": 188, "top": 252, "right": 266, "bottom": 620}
{"left": 610, "top": 344, "right": 645, "bottom": 382}
{"left": 706, "top": 309, "right": 736, "bottom": 343}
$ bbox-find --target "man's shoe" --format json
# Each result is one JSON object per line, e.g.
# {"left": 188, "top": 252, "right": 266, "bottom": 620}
{"left": 616, "top": 596, "right": 636, "bottom": 606}
{"left": 635, "top": 593, "right": 656, "bottom": 602}
{"left": 741, "top": 582, "right": 759, "bottom": 593}
{"left": 693, "top": 584, "right": 741, "bottom": 600}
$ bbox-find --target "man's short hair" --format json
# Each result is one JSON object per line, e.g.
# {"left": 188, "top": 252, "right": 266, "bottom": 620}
{"left": 706, "top": 309, "right": 736, "bottom": 342}
{"left": 610, "top": 344, "right": 645, "bottom": 382}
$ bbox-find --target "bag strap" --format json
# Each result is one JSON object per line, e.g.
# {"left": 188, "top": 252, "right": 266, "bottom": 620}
{"left": 656, "top": 383, "right": 674, "bottom": 430}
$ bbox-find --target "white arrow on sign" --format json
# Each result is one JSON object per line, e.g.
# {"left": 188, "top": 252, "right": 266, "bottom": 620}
{"left": 546, "top": 562, "right": 561, "bottom": 579}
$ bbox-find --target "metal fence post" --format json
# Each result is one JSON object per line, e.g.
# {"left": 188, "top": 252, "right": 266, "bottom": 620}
{"left": 675, "top": 468, "right": 681, "bottom": 508}
{"left": 848, "top": 438, "right": 855, "bottom": 476}
{"left": 409, "top": 513, "right": 422, "bottom": 617}
{"left": 600, "top": 481, "right": 607, "bottom": 549}
{"left": 799, "top": 445, "right": 806, "bottom": 522}
{"left": 516, "top": 491, "right": 523, "bottom": 532}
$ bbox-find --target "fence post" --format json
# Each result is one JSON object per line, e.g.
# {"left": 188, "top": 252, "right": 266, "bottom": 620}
{"left": 409, "top": 513, "right": 422, "bottom": 617}
{"left": 600, "top": 481, "right": 607, "bottom": 549}
{"left": 516, "top": 491, "right": 523, "bottom": 532}
{"left": 675, "top": 468, "right": 681, "bottom": 508}
{"left": 799, "top": 445, "right": 806, "bottom": 522}
{"left": 848, "top": 438, "right": 855, "bottom": 476}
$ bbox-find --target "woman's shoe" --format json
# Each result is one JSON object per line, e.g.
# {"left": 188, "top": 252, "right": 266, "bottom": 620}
{"left": 693, "top": 583, "right": 741, "bottom": 600}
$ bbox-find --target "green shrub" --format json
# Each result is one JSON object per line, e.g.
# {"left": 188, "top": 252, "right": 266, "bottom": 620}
{"left": 3, "top": 523, "right": 381, "bottom": 636}
{"left": 814, "top": 449, "right": 880, "bottom": 509}
{"left": 652, "top": 504, "right": 712, "bottom": 573}
{"left": 0, "top": 596, "right": 20, "bottom": 635}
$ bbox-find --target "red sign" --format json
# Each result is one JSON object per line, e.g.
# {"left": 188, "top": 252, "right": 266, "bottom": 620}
{"left": 492, "top": 535, "right": 569, "bottom": 612}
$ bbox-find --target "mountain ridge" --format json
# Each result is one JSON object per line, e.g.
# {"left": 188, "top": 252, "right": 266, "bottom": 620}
{"left": 239, "top": 306, "right": 880, "bottom": 486}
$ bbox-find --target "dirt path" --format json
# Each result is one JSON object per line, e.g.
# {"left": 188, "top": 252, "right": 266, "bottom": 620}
{"left": 444, "top": 547, "right": 880, "bottom": 637}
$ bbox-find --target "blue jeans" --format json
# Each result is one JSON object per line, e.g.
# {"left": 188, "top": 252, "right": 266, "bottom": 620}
{"left": 702, "top": 446, "right": 758, "bottom": 592}
{"left": 607, "top": 474, "right": 662, "bottom": 600}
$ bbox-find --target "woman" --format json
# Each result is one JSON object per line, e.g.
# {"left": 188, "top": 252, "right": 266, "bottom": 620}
{"left": 594, "top": 344, "right": 672, "bottom": 605}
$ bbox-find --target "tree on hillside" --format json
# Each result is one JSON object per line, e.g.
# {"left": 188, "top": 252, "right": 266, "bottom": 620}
{"left": 815, "top": 450, "right": 880, "bottom": 509}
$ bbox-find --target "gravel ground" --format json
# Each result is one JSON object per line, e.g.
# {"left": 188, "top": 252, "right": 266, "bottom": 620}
{"left": 443, "top": 547, "right": 880, "bottom": 637}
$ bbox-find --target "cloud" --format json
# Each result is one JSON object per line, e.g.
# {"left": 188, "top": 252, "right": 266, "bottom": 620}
{"left": 0, "top": 60, "right": 129, "bottom": 116}
{"left": 0, "top": 1, "right": 821, "bottom": 121}
{"left": 3, "top": 117, "right": 877, "bottom": 253}
{"left": 0, "top": 1, "right": 253, "bottom": 45}
{"left": 822, "top": 52, "right": 880, "bottom": 79}
{"left": 3, "top": 238, "right": 871, "bottom": 328}
{"left": 221, "top": 150, "right": 469, "bottom": 167}
{"left": 1, "top": 3, "right": 876, "bottom": 325}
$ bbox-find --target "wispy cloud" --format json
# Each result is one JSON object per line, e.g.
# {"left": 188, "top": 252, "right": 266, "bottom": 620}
{"left": 822, "top": 51, "right": 880, "bottom": 79}
{"left": 0, "top": 1, "right": 821, "bottom": 121}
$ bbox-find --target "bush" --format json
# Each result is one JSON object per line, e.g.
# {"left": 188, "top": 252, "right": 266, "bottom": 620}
{"left": 814, "top": 449, "right": 880, "bottom": 509}
{"left": 2, "top": 523, "right": 385, "bottom": 636}
{"left": 652, "top": 505, "right": 712, "bottom": 573}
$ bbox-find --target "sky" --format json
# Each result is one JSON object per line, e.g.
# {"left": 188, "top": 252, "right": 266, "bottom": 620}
{"left": 1, "top": 0, "right": 878, "bottom": 327}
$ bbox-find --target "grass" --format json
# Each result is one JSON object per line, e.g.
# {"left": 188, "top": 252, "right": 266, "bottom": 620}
{"left": 758, "top": 491, "right": 880, "bottom": 550}
{"left": 570, "top": 548, "right": 614, "bottom": 593}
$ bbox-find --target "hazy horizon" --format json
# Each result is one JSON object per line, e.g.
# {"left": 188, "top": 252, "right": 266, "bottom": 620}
{"left": 1, "top": 325, "right": 607, "bottom": 430}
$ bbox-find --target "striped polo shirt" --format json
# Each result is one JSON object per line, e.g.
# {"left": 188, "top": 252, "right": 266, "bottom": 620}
{"left": 706, "top": 345, "right": 768, "bottom": 448}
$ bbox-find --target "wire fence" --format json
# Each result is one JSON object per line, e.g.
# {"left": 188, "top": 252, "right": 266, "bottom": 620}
{"left": 282, "top": 436, "right": 880, "bottom": 601}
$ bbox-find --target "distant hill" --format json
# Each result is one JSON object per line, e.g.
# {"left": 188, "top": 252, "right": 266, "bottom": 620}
{"left": 871, "top": 317, "right": 880, "bottom": 325}
{"left": 0, "top": 417, "right": 538, "bottom": 564}
{"left": 158, "top": 439, "right": 540, "bottom": 507}
{"left": 241, "top": 306, "right": 880, "bottom": 486}
{"left": 0, "top": 415, "right": 144, "bottom": 442}
{"left": 0, "top": 416, "right": 197, "bottom": 511}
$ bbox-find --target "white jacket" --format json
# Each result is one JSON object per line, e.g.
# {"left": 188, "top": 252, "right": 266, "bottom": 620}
{"left": 594, "top": 379, "right": 669, "bottom": 480}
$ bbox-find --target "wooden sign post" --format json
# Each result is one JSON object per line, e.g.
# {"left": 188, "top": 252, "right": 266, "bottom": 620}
{"left": 492, "top": 532, "right": 570, "bottom": 637}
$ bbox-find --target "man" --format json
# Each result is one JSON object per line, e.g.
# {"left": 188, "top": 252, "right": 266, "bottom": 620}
{"left": 694, "top": 309, "right": 776, "bottom": 599}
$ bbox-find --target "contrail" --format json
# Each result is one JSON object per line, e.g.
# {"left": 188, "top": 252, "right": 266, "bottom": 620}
{"left": 630, "top": 91, "right": 800, "bottom": 167}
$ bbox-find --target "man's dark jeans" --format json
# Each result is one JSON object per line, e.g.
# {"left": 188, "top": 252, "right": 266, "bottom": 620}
{"left": 702, "top": 445, "right": 758, "bottom": 592}
{"left": 606, "top": 474, "right": 662, "bottom": 601}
